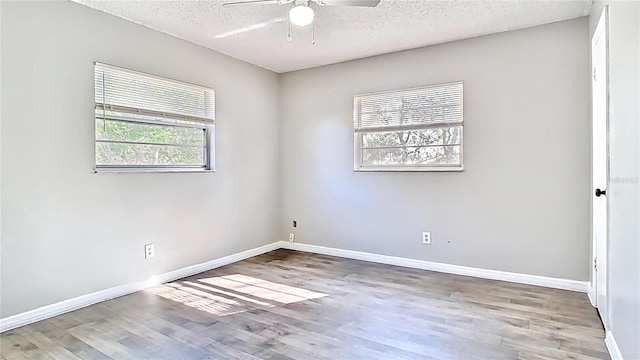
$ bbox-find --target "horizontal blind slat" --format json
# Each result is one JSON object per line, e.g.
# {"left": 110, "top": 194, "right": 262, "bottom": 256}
{"left": 355, "top": 122, "right": 462, "bottom": 133}
{"left": 95, "top": 103, "right": 213, "bottom": 124}
{"left": 95, "top": 113, "right": 208, "bottom": 130}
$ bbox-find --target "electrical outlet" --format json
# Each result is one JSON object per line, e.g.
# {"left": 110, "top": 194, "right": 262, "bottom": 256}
{"left": 145, "top": 244, "right": 155, "bottom": 259}
{"left": 288, "top": 233, "right": 295, "bottom": 243}
{"left": 422, "top": 232, "right": 431, "bottom": 245}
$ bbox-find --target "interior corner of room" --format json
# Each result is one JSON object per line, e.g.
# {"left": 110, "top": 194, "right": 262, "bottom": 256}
{"left": 1, "top": 0, "right": 638, "bottom": 359}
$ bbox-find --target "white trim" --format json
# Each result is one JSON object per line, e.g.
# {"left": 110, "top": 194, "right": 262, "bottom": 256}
{"left": 353, "top": 166, "right": 464, "bottom": 172}
{"left": 587, "top": 283, "right": 597, "bottom": 307}
{"left": 0, "top": 240, "right": 591, "bottom": 334}
{"left": 591, "top": 3, "right": 610, "bottom": 329}
{"left": 605, "top": 330, "right": 623, "bottom": 360}
{"left": 95, "top": 169, "right": 216, "bottom": 174}
{"left": 278, "top": 242, "right": 588, "bottom": 293}
{"left": 0, "top": 242, "right": 280, "bottom": 333}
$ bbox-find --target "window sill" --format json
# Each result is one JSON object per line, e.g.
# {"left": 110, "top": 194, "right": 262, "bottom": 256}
{"left": 354, "top": 166, "right": 463, "bottom": 172}
{"left": 95, "top": 168, "right": 215, "bottom": 174}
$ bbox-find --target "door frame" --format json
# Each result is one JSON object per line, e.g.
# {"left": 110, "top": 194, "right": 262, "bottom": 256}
{"left": 590, "top": 5, "right": 609, "bottom": 328}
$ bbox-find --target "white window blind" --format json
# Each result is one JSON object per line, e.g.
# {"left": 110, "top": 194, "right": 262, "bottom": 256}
{"left": 94, "top": 63, "right": 215, "bottom": 171}
{"left": 95, "top": 63, "right": 214, "bottom": 123}
{"left": 354, "top": 81, "right": 463, "bottom": 171}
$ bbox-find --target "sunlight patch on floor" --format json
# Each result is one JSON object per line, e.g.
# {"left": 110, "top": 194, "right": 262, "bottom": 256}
{"left": 147, "top": 274, "right": 327, "bottom": 317}
{"left": 148, "top": 283, "right": 247, "bottom": 316}
{"left": 182, "top": 280, "right": 272, "bottom": 307}
{"left": 197, "top": 274, "right": 327, "bottom": 304}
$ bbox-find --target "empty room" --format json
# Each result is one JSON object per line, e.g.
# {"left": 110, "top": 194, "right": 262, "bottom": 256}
{"left": 1, "top": 0, "right": 638, "bottom": 359}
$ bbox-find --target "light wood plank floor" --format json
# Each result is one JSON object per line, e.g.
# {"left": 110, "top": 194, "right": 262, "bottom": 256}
{"left": 1, "top": 250, "right": 608, "bottom": 360}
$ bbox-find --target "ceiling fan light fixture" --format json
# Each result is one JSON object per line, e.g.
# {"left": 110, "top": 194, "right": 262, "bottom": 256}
{"left": 289, "top": 5, "right": 314, "bottom": 27}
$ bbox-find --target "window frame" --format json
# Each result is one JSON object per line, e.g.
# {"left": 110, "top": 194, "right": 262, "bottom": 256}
{"left": 353, "top": 81, "right": 464, "bottom": 172}
{"left": 94, "top": 62, "right": 215, "bottom": 173}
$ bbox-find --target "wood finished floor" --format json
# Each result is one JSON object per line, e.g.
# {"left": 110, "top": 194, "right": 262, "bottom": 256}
{"left": 1, "top": 250, "right": 608, "bottom": 360}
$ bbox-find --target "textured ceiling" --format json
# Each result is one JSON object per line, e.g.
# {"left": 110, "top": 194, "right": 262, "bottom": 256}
{"left": 72, "top": 0, "right": 592, "bottom": 73}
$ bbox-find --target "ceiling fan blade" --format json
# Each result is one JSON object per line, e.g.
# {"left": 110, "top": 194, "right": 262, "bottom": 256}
{"left": 223, "top": 0, "right": 288, "bottom": 7}
{"left": 313, "top": 0, "right": 380, "bottom": 7}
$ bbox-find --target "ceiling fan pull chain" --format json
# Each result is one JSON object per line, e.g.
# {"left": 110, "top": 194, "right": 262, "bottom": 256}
{"left": 287, "top": 20, "right": 292, "bottom": 41}
{"left": 312, "top": 22, "right": 316, "bottom": 44}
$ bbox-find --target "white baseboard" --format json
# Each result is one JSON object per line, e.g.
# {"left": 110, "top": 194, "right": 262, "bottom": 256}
{"left": 0, "top": 242, "right": 280, "bottom": 333}
{"left": 605, "top": 330, "right": 624, "bottom": 360}
{"left": 587, "top": 283, "right": 597, "bottom": 307}
{"left": 279, "top": 241, "right": 588, "bottom": 293}
{"left": 0, "top": 240, "right": 590, "bottom": 334}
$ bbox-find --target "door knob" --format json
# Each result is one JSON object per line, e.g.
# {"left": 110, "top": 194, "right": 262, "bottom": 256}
{"left": 595, "top": 188, "right": 606, "bottom": 197}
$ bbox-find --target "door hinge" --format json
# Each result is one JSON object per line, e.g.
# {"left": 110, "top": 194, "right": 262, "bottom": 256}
{"left": 593, "top": 67, "right": 597, "bottom": 81}
{"left": 594, "top": 257, "right": 598, "bottom": 271}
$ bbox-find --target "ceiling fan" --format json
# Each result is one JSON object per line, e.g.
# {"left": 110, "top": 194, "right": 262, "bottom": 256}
{"left": 223, "top": 0, "right": 381, "bottom": 27}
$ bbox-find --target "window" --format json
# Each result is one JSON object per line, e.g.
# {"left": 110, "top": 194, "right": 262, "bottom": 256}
{"left": 94, "top": 63, "right": 215, "bottom": 172}
{"left": 353, "top": 81, "right": 463, "bottom": 171}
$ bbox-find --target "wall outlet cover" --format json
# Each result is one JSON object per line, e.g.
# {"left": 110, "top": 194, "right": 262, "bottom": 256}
{"left": 145, "top": 244, "right": 155, "bottom": 259}
{"left": 288, "top": 233, "right": 295, "bottom": 243}
{"left": 422, "top": 232, "right": 431, "bottom": 245}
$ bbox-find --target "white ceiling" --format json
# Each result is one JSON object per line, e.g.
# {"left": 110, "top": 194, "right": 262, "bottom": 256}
{"left": 72, "top": 0, "right": 592, "bottom": 73}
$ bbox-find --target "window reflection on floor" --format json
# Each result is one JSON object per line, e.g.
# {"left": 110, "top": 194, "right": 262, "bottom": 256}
{"left": 147, "top": 274, "right": 327, "bottom": 316}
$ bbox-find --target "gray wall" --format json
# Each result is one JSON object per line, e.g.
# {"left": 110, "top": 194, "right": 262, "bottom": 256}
{"left": 0, "top": 1, "right": 280, "bottom": 318}
{"left": 1, "top": 2, "right": 599, "bottom": 322}
{"left": 589, "top": 2, "right": 640, "bottom": 358}
{"left": 279, "top": 18, "right": 591, "bottom": 281}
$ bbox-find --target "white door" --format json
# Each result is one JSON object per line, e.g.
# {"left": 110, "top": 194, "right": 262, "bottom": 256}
{"left": 591, "top": 6, "right": 609, "bottom": 328}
